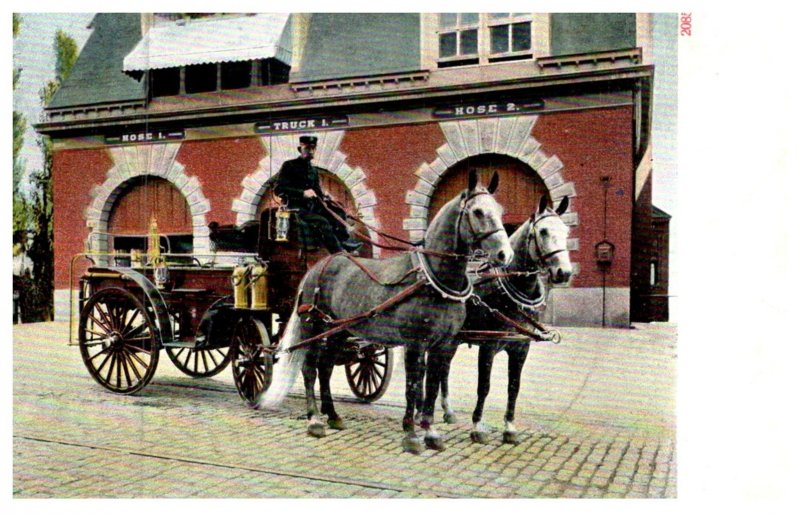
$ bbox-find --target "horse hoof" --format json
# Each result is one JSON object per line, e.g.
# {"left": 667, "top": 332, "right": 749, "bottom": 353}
{"left": 328, "top": 417, "right": 346, "bottom": 431}
{"left": 424, "top": 435, "right": 445, "bottom": 451}
{"left": 413, "top": 413, "right": 422, "bottom": 426}
{"left": 402, "top": 436, "right": 423, "bottom": 454}
{"left": 470, "top": 431, "right": 490, "bottom": 444}
{"left": 502, "top": 431, "right": 519, "bottom": 445}
{"left": 307, "top": 423, "right": 326, "bottom": 438}
{"left": 443, "top": 411, "right": 458, "bottom": 424}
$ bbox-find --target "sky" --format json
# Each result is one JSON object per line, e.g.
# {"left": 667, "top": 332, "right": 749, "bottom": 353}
{"left": 13, "top": 13, "right": 95, "bottom": 184}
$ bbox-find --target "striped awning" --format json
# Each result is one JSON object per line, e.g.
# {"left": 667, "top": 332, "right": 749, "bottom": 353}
{"left": 123, "top": 14, "right": 291, "bottom": 72}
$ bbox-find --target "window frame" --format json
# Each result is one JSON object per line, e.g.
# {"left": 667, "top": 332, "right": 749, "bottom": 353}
{"left": 487, "top": 13, "right": 533, "bottom": 59}
{"left": 436, "top": 12, "right": 534, "bottom": 67}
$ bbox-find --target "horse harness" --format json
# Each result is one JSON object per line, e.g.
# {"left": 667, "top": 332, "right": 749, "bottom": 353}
{"left": 285, "top": 191, "right": 506, "bottom": 352}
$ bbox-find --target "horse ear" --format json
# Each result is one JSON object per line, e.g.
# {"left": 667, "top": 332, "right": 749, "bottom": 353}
{"left": 468, "top": 169, "right": 478, "bottom": 191}
{"left": 537, "top": 195, "right": 549, "bottom": 215}
{"left": 487, "top": 172, "right": 499, "bottom": 194}
{"left": 555, "top": 196, "right": 569, "bottom": 215}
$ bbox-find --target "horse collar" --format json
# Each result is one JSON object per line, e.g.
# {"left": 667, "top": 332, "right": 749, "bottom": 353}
{"left": 497, "top": 272, "right": 546, "bottom": 311}
{"left": 414, "top": 252, "right": 473, "bottom": 302}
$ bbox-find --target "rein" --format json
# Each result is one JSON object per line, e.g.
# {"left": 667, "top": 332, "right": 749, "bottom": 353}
{"left": 283, "top": 191, "right": 504, "bottom": 351}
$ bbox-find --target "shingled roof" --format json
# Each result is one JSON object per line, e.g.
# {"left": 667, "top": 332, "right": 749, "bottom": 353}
{"left": 47, "top": 13, "right": 146, "bottom": 109}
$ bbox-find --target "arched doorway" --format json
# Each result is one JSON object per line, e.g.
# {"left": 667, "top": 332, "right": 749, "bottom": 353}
{"left": 107, "top": 176, "right": 194, "bottom": 257}
{"left": 427, "top": 154, "right": 549, "bottom": 234}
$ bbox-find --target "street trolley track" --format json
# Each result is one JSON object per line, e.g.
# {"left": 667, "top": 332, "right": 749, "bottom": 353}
{"left": 14, "top": 434, "right": 464, "bottom": 498}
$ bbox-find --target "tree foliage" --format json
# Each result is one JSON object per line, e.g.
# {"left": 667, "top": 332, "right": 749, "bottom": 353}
{"left": 24, "top": 27, "right": 79, "bottom": 322}
{"left": 13, "top": 13, "right": 29, "bottom": 233}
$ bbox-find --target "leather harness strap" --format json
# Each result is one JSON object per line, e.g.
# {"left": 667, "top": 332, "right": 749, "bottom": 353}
{"left": 286, "top": 279, "right": 428, "bottom": 352}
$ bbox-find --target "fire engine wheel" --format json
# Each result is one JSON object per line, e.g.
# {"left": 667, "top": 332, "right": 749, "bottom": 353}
{"left": 78, "top": 287, "right": 160, "bottom": 395}
{"left": 166, "top": 346, "right": 233, "bottom": 378}
{"left": 345, "top": 344, "right": 394, "bottom": 403}
{"left": 231, "top": 316, "right": 273, "bottom": 408}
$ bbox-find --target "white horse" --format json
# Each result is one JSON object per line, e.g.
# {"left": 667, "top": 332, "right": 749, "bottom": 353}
{"left": 261, "top": 170, "right": 513, "bottom": 453}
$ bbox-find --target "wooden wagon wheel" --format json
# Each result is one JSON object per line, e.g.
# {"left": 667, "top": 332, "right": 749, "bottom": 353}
{"left": 78, "top": 287, "right": 160, "bottom": 394}
{"left": 231, "top": 316, "right": 273, "bottom": 408}
{"left": 165, "top": 346, "right": 233, "bottom": 378}
{"left": 345, "top": 343, "right": 394, "bottom": 402}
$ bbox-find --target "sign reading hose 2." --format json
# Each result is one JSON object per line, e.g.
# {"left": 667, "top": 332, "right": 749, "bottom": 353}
{"left": 432, "top": 99, "right": 544, "bottom": 118}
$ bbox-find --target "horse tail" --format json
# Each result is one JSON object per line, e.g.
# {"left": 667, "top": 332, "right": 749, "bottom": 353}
{"left": 258, "top": 274, "right": 310, "bottom": 409}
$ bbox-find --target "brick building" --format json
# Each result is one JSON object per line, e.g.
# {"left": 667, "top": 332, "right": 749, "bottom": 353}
{"left": 36, "top": 13, "right": 671, "bottom": 326}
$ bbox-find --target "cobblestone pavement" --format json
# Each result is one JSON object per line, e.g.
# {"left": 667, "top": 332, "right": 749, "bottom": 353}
{"left": 13, "top": 321, "right": 676, "bottom": 498}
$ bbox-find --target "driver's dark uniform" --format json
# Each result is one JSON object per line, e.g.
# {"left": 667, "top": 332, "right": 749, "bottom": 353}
{"left": 273, "top": 156, "right": 350, "bottom": 253}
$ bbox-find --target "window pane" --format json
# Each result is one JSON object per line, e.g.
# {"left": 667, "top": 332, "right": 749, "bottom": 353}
{"left": 489, "top": 13, "right": 509, "bottom": 19}
{"left": 439, "top": 32, "right": 457, "bottom": 58}
{"left": 461, "top": 13, "right": 479, "bottom": 25}
{"left": 221, "top": 60, "right": 252, "bottom": 90}
{"left": 490, "top": 24, "right": 509, "bottom": 54}
{"left": 512, "top": 22, "right": 531, "bottom": 51}
{"left": 185, "top": 63, "right": 217, "bottom": 93}
{"left": 460, "top": 29, "right": 478, "bottom": 55}
{"left": 440, "top": 13, "right": 456, "bottom": 28}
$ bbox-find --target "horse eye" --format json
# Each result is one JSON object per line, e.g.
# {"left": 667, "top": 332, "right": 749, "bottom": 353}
{"left": 473, "top": 208, "right": 484, "bottom": 218}
{"left": 540, "top": 228, "right": 549, "bottom": 238}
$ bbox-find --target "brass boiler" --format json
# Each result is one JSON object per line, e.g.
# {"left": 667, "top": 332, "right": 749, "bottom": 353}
{"left": 231, "top": 262, "right": 269, "bottom": 310}
{"left": 250, "top": 262, "right": 268, "bottom": 310}
{"left": 232, "top": 265, "right": 249, "bottom": 309}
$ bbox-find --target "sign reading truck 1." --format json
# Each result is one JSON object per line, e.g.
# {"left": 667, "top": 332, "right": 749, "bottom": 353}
{"left": 432, "top": 100, "right": 544, "bottom": 118}
{"left": 256, "top": 116, "right": 350, "bottom": 134}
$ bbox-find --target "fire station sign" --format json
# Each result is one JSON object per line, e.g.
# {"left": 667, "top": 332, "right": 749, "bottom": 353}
{"left": 255, "top": 116, "right": 350, "bottom": 134}
{"left": 105, "top": 130, "right": 185, "bottom": 145}
{"left": 432, "top": 100, "right": 544, "bottom": 119}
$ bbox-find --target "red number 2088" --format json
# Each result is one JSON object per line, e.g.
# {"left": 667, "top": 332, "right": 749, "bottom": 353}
{"left": 680, "top": 12, "right": 692, "bottom": 36}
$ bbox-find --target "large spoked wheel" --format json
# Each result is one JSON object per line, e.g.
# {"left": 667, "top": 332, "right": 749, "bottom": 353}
{"left": 166, "top": 346, "right": 233, "bottom": 378}
{"left": 78, "top": 287, "right": 160, "bottom": 394}
{"left": 231, "top": 316, "right": 273, "bottom": 408}
{"left": 345, "top": 343, "right": 394, "bottom": 402}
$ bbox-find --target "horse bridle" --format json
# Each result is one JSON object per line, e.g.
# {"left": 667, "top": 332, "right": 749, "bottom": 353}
{"left": 526, "top": 213, "right": 569, "bottom": 271}
{"left": 455, "top": 190, "right": 506, "bottom": 253}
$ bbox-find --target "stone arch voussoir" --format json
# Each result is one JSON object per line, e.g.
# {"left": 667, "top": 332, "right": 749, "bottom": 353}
{"left": 84, "top": 142, "right": 211, "bottom": 265}
{"left": 404, "top": 116, "right": 579, "bottom": 255}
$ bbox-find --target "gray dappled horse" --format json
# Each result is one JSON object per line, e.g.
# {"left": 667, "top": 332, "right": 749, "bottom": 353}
{"left": 260, "top": 170, "right": 513, "bottom": 453}
{"left": 423, "top": 195, "right": 573, "bottom": 444}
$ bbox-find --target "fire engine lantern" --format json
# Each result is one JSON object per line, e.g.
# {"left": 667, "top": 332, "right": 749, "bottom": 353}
{"left": 250, "top": 263, "right": 269, "bottom": 310}
{"left": 232, "top": 265, "right": 249, "bottom": 309}
{"left": 154, "top": 259, "right": 169, "bottom": 289}
{"left": 275, "top": 207, "right": 291, "bottom": 242}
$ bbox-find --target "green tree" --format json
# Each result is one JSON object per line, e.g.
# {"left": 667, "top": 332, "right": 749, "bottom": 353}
{"left": 26, "top": 29, "right": 79, "bottom": 322}
{"left": 13, "top": 13, "right": 30, "bottom": 233}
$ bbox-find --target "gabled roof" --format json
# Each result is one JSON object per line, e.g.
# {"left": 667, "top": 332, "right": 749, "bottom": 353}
{"left": 652, "top": 205, "right": 672, "bottom": 219}
{"left": 123, "top": 14, "right": 292, "bottom": 72}
{"left": 48, "top": 13, "right": 146, "bottom": 109}
{"left": 292, "top": 13, "right": 420, "bottom": 83}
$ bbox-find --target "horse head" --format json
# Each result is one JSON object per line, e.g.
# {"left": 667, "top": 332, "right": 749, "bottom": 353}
{"left": 527, "top": 195, "right": 573, "bottom": 284}
{"left": 456, "top": 169, "right": 513, "bottom": 266}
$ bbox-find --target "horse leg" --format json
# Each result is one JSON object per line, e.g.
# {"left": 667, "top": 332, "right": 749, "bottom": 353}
{"left": 470, "top": 344, "right": 497, "bottom": 444}
{"left": 402, "top": 347, "right": 424, "bottom": 454}
{"left": 439, "top": 344, "right": 459, "bottom": 424}
{"left": 413, "top": 352, "right": 426, "bottom": 425}
{"left": 420, "top": 347, "right": 446, "bottom": 451}
{"left": 302, "top": 344, "right": 326, "bottom": 438}
{"left": 503, "top": 343, "right": 530, "bottom": 445}
{"left": 318, "top": 344, "right": 345, "bottom": 430}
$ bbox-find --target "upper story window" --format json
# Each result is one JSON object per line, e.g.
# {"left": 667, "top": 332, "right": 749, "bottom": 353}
{"left": 437, "top": 13, "right": 533, "bottom": 68}
{"left": 149, "top": 58, "right": 290, "bottom": 99}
